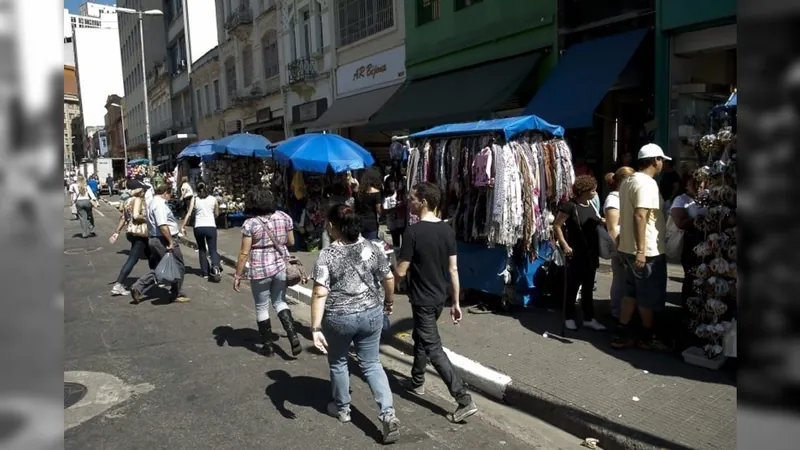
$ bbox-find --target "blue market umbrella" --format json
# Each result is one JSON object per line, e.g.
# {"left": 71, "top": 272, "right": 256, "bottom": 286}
{"left": 271, "top": 133, "right": 375, "bottom": 173}
{"left": 177, "top": 140, "right": 216, "bottom": 160}
{"left": 212, "top": 133, "right": 272, "bottom": 158}
{"left": 725, "top": 91, "right": 737, "bottom": 108}
{"left": 127, "top": 158, "right": 150, "bottom": 166}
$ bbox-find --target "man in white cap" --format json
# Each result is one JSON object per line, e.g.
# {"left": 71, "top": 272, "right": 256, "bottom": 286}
{"left": 611, "top": 143, "right": 671, "bottom": 351}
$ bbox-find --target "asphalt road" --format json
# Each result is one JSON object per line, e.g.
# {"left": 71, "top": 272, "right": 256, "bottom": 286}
{"left": 63, "top": 201, "right": 573, "bottom": 450}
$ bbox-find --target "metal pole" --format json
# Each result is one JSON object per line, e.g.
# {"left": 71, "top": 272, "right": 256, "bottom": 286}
{"left": 139, "top": 11, "right": 153, "bottom": 173}
{"left": 120, "top": 105, "right": 128, "bottom": 168}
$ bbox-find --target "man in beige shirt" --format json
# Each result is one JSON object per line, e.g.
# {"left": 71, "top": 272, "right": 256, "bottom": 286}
{"left": 611, "top": 144, "right": 670, "bottom": 351}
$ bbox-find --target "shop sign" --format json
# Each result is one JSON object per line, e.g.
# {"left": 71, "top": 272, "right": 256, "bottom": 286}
{"left": 292, "top": 98, "right": 328, "bottom": 123}
{"left": 256, "top": 107, "right": 272, "bottom": 123}
{"left": 336, "top": 46, "right": 405, "bottom": 96}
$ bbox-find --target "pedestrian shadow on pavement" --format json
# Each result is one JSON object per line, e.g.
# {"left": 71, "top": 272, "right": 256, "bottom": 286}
{"left": 264, "top": 370, "right": 384, "bottom": 443}
{"left": 212, "top": 326, "right": 295, "bottom": 361}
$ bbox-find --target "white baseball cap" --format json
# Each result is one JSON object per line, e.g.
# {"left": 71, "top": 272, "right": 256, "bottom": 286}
{"left": 638, "top": 143, "right": 671, "bottom": 161}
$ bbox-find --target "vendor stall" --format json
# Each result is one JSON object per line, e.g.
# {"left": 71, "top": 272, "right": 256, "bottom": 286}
{"left": 683, "top": 94, "right": 737, "bottom": 369}
{"left": 404, "top": 115, "right": 574, "bottom": 308}
{"left": 270, "top": 133, "right": 376, "bottom": 251}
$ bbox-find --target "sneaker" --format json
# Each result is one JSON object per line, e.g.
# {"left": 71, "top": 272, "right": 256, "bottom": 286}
{"left": 610, "top": 332, "right": 634, "bottom": 349}
{"left": 111, "top": 283, "right": 130, "bottom": 296}
{"left": 583, "top": 319, "right": 607, "bottom": 331}
{"left": 173, "top": 295, "right": 190, "bottom": 303}
{"left": 399, "top": 379, "right": 425, "bottom": 396}
{"left": 449, "top": 401, "right": 478, "bottom": 423}
{"left": 326, "top": 401, "right": 351, "bottom": 423}
{"left": 564, "top": 319, "right": 578, "bottom": 331}
{"left": 381, "top": 411, "right": 400, "bottom": 444}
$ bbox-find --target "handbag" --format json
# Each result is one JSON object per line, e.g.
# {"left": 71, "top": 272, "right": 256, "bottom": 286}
{"left": 126, "top": 198, "right": 149, "bottom": 238}
{"left": 665, "top": 214, "right": 684, "bottom": 260}
{"left": 258, "top": 217, "right": 308, "bottom": 287}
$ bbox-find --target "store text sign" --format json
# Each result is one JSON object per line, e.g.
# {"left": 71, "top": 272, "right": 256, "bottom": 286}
{"left": 336, "top": 46, "right": 405, "bottom": 96}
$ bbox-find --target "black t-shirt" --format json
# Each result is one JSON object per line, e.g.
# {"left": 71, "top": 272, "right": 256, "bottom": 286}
{"left": 559, "top": 200, "right": 601, "bottom": 266}
{"left": 398, "top": 221, "right": 457, "bottom": 306}
{"left": 354, "top": 192, "right": 382, "bottom": 232}
{"left": 659, "top": 171, "right": 679, "bottom": 201}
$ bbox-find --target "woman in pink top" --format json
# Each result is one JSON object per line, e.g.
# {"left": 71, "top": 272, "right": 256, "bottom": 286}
{"left": 233, "top": 187, "right": 302, "bottom": 357}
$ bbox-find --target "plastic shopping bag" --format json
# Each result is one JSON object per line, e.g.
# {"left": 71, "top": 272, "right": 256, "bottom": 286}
{"left": 155, "top": 253, "right": 181, "bottom": 284}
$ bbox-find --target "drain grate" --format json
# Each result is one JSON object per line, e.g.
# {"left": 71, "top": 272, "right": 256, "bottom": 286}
{"left": 64, "top": 382, "right": 88, "bottom": 409}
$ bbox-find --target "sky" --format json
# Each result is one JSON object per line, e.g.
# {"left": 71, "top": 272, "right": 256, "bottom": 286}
{"left": 64, "top": 0, "right": 116, "bottom": 14}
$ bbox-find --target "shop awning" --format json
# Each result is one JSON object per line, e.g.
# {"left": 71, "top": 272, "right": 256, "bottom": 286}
{"left": 523, "top": 28, "right": 648, "bottom": 129}
{"left": 368, "top": 53, "right": 543, "bottom": 131}
{"left": 306, "top": 83, "right": 403, "bottom": 132}
{"left": 244, "top": 117, "right": 283, "bottom": 133}
{"left": 158, "top": 133, "right": 198, "bottom": 145}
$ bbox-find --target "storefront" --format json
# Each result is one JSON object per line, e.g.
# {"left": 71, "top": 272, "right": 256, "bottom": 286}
{"left": 289, "top": 98, "right": 328, "bottom": 136}
{"left": 242, "top": 106, "right": 285, "bottom": 143}
{"left": 654, "top": 0, "right": 737, "bottom": 168}
{"left": 305, "top": 45, "right": 406, "bottom": 163}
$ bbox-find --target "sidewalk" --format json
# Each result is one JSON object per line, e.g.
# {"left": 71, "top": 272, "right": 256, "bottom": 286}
{"left": 178, "top": 224, "right": 736, "bottom": 450}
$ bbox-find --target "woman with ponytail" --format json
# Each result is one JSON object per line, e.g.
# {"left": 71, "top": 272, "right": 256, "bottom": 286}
{"left": 69, "top": 176, "right": 99, "bottom": 238}
{"left": 309, "top": 204, "right": 400, "bottom": 443}
{"left": 181, "top": 182, "right": 222, "bottom": 282}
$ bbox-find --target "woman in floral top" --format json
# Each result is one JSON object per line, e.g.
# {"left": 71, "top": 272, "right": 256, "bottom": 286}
{"left": 233, "top": 187, "right": 302, "bottom": 357}
{"left": 310, "top": 204, "right": 400, "bottom": 443}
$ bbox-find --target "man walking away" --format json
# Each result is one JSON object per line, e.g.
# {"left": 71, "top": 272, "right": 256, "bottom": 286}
{"left": 130, "top": 183, "right": 190, "bottom": 304}
{"left": 106, "top": 174, "right": 114, "bottom": 196}
{"left": 611, "top": 144, "right": 671, "bottom": 351}
{"left": 395, "top": 182, "right": 478, "bottom": 423}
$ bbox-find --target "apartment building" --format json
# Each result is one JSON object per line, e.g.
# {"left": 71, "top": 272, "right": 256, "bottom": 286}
{"left": 157, "top": 0, "right": 219, "bottom": 166}
{"left": 104, "top": 94, "right": 126, "bottom": 159}
{"left": 192, "top": 47, "right": 224, "bottom": 140}
{"left": 64, "top": 66, "right": 81, "bottom": 169}
{"left": 278, "top": 0, "right": 334, "bottom": 137}
{"left": 117, "top": 0, "right": 167, "bottom": 160}
{"left": 212, "top": 0, "right": 285, "bottom": 142}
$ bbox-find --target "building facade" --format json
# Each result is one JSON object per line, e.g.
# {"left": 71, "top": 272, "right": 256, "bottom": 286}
{"left": 192, "top": 47, "right": 223, "bottom": 140}
{"left": 213, "top": 0, "right": 286, "bottom": 142}
{"left": 64, "top": 65, "right": 82, "bottom": 169}
{"left": 654, "top": 0, "right": 736, "bottom": 167}
{"left": 157, "top": 0, "right": 220, "bottom": 164}
{"left": 117, "top": 0, "right": 167, "bottom": 160}
{"left": 64, "top": 2, "right": 118, "bottom": 41}
{"left": 104, "top": 94, "right": 126, "bottom": 159}
{"left": 147, "top": 61, "right": 173, "bottom": 163}
{"left": 302, "top": 0, "right": 406, "bottom": 160}
{"left": 368, "top": 0, "right": 558, "bottom": 131}
{"left": 278, "top": 0, "right": 335, "bottom": 137}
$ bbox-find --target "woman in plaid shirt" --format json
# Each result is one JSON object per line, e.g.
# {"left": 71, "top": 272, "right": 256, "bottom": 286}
{"left": 233, "top": 187, "right": 302, "bottom": 357}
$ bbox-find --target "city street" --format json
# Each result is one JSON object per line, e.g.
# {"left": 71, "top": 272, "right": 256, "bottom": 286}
{"left": 64, "top": 199, "right": 586, "bottom": 450}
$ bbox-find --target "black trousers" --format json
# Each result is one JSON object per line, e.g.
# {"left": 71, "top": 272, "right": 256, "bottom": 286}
{"left": 563, "top": 256, "right": 597, "bottom": 321}
{"left": 410, "top": 304, "right": 472, "bottom": 407}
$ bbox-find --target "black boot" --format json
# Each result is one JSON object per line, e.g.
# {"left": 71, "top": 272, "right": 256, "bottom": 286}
{"left": 257, "top": 319, "right": 274, "bottom": 357}
{"left": 277, "top": 309, "right": 303, "bottom": 356}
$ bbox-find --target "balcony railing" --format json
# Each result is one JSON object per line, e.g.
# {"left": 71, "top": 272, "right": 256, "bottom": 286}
{"left": 225, "top": 4, "right": 253, "bottom": 31}
{"left": 287, "top": 57, "right": 318, "bottom": 85}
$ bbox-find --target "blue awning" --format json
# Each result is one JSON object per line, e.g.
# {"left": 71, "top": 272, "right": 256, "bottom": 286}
{"left": 523, "top": 29, "right": 649, "bottom": 129}
{"left": 409, "top": 115, "right": 564, "bottom": 141}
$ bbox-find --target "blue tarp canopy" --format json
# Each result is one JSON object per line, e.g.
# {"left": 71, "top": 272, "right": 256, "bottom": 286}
{"left": 212, "top": 133, "right": 273, "bottom": 158}
{"left": 127, "top": 158, "right": 149, "bottom": 165}
{"left": 523, "top": 28, "right": 649, "bottom": 129}
{"left": 408, "top": 115, "right": 565, "bottom": 141}
{"left": 725, "top": 91, "right": 737, "bottom": 107}
{"left": 177, "top": 140, "right": 216, "bottom": 161}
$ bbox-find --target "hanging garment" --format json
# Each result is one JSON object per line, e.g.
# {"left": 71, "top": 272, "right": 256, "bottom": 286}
{"left": 472, "top": 146, "right": 494, "bottom": 187}
{"left": 292, "top": 171, "right": 307, "bottom": 200}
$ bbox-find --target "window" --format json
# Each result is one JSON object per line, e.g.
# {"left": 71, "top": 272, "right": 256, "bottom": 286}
{"left": 204, "top": 84, "right": 211, "bottom": 115}
{"left": 338, "top": 0, "right": 394, "bottom": 47}
{"left": 225, "top": 58, "right": 237, "bottom": 98}
{"left": 316, "top": 1, "right": 324, "bottom": 50}
{"left": 242, "top": 45, "right": 254, "bottom": 87}
{"left": 417, "top": 0, "right": 440, "bottom": 25}
{"left": 454, "top": 0, "right": 481, "bottom": 10}
{"left": 196, "top": 89, "right": 203, "bottom": 116}
{"left": 302, "top": 10, "right": 312, "bottom": 57}
{"left": 213, "top": 80, "right": 221, "bottom": 110}
{"left": 262, "top": 30, "right": 279, "bottom": 79}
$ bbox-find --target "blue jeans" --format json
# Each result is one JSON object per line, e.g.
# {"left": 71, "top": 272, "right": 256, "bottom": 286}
{"left": 250, "top": 270, "right": 288, "bottom": 322}
{"left": 193, "top": 227, "right": 220, "bottom": 276}
{"left": 323, "top": 305, "right": 394, "bottom": 418}
{"left": 116, "top": 234, "right": 151, "bottom": 284}
{"left": 610, "top": 255, "right": 626, "bottom": 319}
{"left": 362, "top": 230, "right": 379, "bottom": 240}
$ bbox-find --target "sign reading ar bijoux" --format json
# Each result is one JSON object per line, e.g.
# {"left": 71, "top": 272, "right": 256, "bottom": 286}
{"left": 336, "top": 46, "right": 405, "bottom": 97}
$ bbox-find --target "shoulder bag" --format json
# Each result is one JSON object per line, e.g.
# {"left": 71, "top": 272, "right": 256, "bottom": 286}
{"left": 258, "top": 216, "right": 308, "bottom": 286}
{"left": 126, "top": 197, "right": 149, "bottom": 238}
{"left": 590, "top": 202, "right": 617, "bottom": 260}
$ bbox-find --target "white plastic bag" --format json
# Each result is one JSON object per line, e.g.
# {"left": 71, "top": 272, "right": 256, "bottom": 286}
{"left": 155, "top": 253, "right": 181, "bottom": 284}
{"left": 664, "top": 215, "right": 684, "bottom": 260}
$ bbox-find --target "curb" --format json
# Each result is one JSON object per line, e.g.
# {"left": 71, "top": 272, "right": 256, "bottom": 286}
{"left": 177, "top": 231, "right": 680, "bottom": 450}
